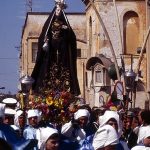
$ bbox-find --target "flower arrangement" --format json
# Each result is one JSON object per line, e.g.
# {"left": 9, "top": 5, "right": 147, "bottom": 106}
{"left": 28, "top": 90, "right": 77, "bottom": 125}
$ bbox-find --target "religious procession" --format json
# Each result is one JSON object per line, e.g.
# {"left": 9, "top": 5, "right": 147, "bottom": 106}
{"left": 1, "top": 0, "right": 150, "bottom": 149}
{"left": 1, "top": 92, "right": 150, "bottom": 150}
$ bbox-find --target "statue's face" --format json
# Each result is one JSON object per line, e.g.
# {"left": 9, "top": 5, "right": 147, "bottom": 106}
{"left": 56, "top": 5, "right": 61, "bottom": 16}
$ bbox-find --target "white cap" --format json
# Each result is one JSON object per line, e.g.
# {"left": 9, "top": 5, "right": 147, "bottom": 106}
{"left": 93, "top": 125, "right": 119, "bottom": 149}
{"left": 16, "top": 109, "right": 23, "bottom": 117}
{"left": 137, "top": 126, "right": 150, "bottom": 144}
{"left": 100, "top": 110, "right": 119, "bottom": 127}
{"left": 27, "top": 109, "right": 39, "bottom": 119}
{"left": 2, "top": 98, "right": 17, "bottom": 105}
{"left": 37, "top": 127, "right": 58, "bottom": 148}
{"left": 5, "top": 108, "right": 16, "bottom": 115}
{"left": 74, "top": 109, "right": 90, "bottom": 120}
{"left": 0, "top": 103, "right": 6, "bottom": 118}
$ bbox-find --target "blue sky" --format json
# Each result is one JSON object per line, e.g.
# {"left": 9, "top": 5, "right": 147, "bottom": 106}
{"left": 0, "top": 0, "right": 85, "bottom": 94}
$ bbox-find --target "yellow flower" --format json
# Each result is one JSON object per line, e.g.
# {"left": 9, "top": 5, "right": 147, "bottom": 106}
{"left": 109, "top": 106, "right": 117, "bottom": 111}
{"left": 46, "top": 96, "right": 53, "bottom": 106}
{"left": 59, "top": 98, "right": 64, "bottom": 106}
{"left": 54, "top": 100, "right": 59, "bottom": 107}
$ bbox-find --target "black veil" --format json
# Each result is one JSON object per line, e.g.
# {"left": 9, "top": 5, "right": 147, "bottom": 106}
{"left": 31, "top": 7, "right": 80, "bottom": 96}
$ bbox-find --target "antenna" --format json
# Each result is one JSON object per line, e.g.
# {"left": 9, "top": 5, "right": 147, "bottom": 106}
{"left": 26, "top": 0, "right": 32, "bottom": 12}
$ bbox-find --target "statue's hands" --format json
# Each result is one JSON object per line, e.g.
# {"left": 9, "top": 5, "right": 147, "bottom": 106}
{"left": 62, "top": 25, "right": 68, "bottom": 29}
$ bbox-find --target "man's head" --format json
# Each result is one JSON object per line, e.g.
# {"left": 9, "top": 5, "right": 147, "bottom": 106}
{"left": 74, "top": 109, "right": 90, "bottom": 128}
{"left": 27, "top": 109, "right": 39, "bottom": 127}
{"left": 77, "top": 116, "right": 89, "bottom": 129}
{"left": 140, "top": 110, "right": 150, "bottom": 125}
{"left": 3, "top": 108, "right": 16, "bottom": 125}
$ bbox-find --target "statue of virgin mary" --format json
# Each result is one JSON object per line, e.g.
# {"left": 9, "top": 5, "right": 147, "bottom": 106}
{"left": 31, "top": 1, "right": 80, "bottom": 96}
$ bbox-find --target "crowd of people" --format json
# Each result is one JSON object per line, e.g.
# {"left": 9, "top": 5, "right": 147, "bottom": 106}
{"left": 0, "top": 97, "right": 150, "bottom": 150}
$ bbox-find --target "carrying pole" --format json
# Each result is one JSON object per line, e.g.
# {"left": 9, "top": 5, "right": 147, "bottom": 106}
{"left": 136, "top": 26, "right": 150, "bottom": 74}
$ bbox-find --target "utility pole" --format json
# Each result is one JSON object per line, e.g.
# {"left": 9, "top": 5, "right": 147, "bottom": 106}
{"left": 26, "top": 0, "right": 32, "bottom": 12}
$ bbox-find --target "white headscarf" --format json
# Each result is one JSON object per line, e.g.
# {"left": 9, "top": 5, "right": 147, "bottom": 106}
{"left": 5, "top": 108, "right": 16, "bottom": 115}
{"left": 131, "top": 145, "right": 150, "bottom": 150}
{"left": 27, "top": 109, "right": 39, "bottom": 119}
{"left": 74, "top": 109, "right": 90, "bottom": 120}
{"left": 14, "top": 109, "right": 23, "bottom": 127}
{"left": 137, "top": 125, "right": 150, "bottom": 144}
{"left": 99, "top": 110, "right": 122, "bottom": 137}
{"left": 99, "top": 110, "right": 119, "bottom": 126}
{"left": 36, "top": 127, "right": 58, "bottom": 149}
{"left": 93, "top": 124, "right": 119, "bottom": 150}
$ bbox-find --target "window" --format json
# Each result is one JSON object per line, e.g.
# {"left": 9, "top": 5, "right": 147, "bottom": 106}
{"left": 77, "top": 48, "right": 81, "bottom": 58}
{"left": 93, "top": 64, "right": 104, "bottom": 86}
{"left": 95, "top": 70, "right": 102, "bottom": 83}
{"left": 32, "top": 42, "right": 38, "bottom": 63}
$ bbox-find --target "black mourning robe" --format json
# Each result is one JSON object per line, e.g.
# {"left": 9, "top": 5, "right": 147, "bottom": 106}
{"left": 31, "top": 7, "right": 80, "bottom": 96}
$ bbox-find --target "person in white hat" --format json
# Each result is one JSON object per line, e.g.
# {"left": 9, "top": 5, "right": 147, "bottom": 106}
{"left": 0, "top": 104, "right": 38, "bottom": 149}
{"left": 2, "top": 98, "right": 17, "bottom": 109}
{"left": 36, "top": 127, "right": 59, "bottom": 150}
{"left": 99, "top": 110, "right": 129, "bottom": 150}
{"left": 23, "top": 109, "right": 40, "bottom": 150}
{"left": 93, "top": 124, "right": 119, "bottom": 150}
{"left": 99, "top": 110, "right": 121, "bottom": 134}
{"left": 14, "top": 109, "right": 24, "bottom": 127}
{"left": 2, "top": 98, "right": 17, "bottom": 126}
{"left": 61, "top": 109, "right": 90, "bottom": 142}
{"left": 3, "top": 107, "right": 16, "bottom": 125}
{"left": 13, "top": 109, "right": 25, "bottom": 137}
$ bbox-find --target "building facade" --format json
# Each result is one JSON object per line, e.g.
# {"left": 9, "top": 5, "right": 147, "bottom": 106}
{"left": 20, "top": 0, "right": 150, "bottom": 109}
{"left": 82, "top": 0, "right": 149, "bottom": 108}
